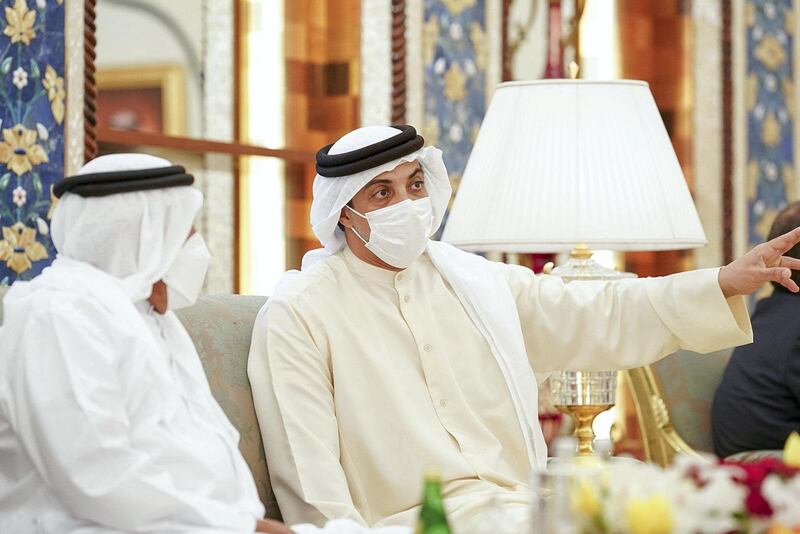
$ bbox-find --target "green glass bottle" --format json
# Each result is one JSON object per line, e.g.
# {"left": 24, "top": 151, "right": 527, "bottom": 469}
{"left": 415, "top": 469, "right": 451, "bottom": 534}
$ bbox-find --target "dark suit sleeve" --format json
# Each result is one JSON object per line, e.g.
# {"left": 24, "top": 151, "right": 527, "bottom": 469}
{"left": 785, "top": 335, "right": 800, "bottom": 406}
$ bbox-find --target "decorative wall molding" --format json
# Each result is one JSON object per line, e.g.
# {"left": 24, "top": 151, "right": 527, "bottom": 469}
{"left": 405, "top": 0, "right": 424, "bottom": 127}
{"left": 66, "top": 0, "right": 85, "bottom": 175}
{"left": 501, "top": 0, "right": 511, "bottom": 81}
{"left": 692, "top": 0, "right": 723, "bottom": 268}
{"left": 391, "top": 0, "right": 407, "bottom": 123}
{"left": 733, "top": 0, "right": 747, "bottom": 261}
{"left": 723, "top": 0, "right": 735, "bottom": 264}
{"left": 360, "top": 0, "right": 392, "bottom": 126}
{"left": 200, "top": 0, "right": 234, "bottom": 294}
{"left": 84, "top": 0, "right": 97, "bottom": 161}
{"left": 486, "top": 0, "right": 502, "bottom": 99}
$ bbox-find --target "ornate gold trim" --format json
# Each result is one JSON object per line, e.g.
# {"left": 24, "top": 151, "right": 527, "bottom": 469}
{"left": 622, "top": 366, "right": 703, "bottom": 466}
{"left": 96, "top": 64, "right": 187, "bottom": 136}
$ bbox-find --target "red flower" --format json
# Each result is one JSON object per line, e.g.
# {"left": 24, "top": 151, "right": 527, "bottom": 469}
{"left": 719, "top": 458, "right": 800, "bottom": 518}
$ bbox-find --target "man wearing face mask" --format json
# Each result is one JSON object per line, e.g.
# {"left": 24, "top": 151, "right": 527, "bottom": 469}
{"left": 248, "top": 125, "right": 800, "bottom": 530}
{"left": 0, "top": 154, "right": 290, "bottom": 533}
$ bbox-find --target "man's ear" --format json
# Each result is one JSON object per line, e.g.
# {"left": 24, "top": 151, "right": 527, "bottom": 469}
{"left": 148, "top": 280, "right": 168, "bottom": 315}
{"left": 339, "top": 206, "right": 354, "bottom": 229}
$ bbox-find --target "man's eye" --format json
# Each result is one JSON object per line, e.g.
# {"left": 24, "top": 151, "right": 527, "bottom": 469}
{"left": 411, "top": 181, "right": 425, "bottom": 190}
{"left": 373, "top": 189, "right": 389, "bottom": 199}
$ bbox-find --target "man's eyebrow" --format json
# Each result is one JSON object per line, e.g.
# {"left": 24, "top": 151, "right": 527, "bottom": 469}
{"left": 365, "top": 178, "right": 393, "bottom": 186}
{"left": 405, "top": 166, "right": 423, "bottom": 179}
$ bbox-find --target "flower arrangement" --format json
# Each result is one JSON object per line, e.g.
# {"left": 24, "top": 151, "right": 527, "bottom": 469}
{"left": 568, "top": 433, "right": 800, "bottom": 534}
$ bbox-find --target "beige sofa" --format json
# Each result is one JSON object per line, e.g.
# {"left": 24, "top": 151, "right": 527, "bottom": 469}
{"left": 0, "top": 288, "right": 282, "bottom": 520}
{"left": 1, "top": 286, "right": 762, "bottom": 515}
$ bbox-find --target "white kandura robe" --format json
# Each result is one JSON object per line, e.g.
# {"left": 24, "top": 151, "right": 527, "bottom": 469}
{"left": 248, "top": 244, "right": 753, "bottom": 531}
{"left": 0, "top": 259, "right": 265, "bottom": 533}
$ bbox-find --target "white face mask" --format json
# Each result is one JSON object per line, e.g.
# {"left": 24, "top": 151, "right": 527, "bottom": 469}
{"left": 347, "top": 197, "right": 433, "bottom": 269}
{"left": 163, "top": 233, "right": 211, "bottom": 310}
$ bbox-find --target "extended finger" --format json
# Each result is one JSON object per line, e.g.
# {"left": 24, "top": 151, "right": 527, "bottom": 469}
{"left": 780, "top": 256, "right": 800, "bottom": 270}
{"left": 780, "top": 277, "right": 800, "bottom": 293}
{"left": 768, "top": 226, "right": 800, "bottom": 255}
{"left": 761, "top": 266, "right": 792, "bottom": 284}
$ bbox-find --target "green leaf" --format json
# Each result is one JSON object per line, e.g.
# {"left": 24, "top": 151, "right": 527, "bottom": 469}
{"left": 0, "top": 173, "right": 10, "bottom": 190}
{"left": 0, "top": 57, "right": 13, "bottom": 75}
{"left": 32, "top": 174, "right": 42, "bottom": 196}
{"left": 29, "top": 59, "right": 40, "bottom": 79}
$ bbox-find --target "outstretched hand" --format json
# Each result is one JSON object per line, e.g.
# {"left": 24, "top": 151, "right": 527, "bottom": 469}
{"left": 718, "top": 227, "right": 800, "bottom": 298}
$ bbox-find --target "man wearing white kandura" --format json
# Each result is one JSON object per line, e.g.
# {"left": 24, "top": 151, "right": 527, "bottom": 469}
{"left": 0, "top": 154, "right": 294, "bottom": 534}
{"left": 249, "top": 125, "right": 800, "bottom": 531}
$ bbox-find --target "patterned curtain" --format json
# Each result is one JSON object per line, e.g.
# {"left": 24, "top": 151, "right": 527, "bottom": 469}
{"left": 0, "top": 0, "right": 66, "bottom": 285}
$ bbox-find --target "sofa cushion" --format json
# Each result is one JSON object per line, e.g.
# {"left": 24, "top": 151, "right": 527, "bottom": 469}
{"left": 650, "top": 348, "right": 732, "bottom": 453}
{"left": 175, "top": 294, "right": 280, "bottom": 519}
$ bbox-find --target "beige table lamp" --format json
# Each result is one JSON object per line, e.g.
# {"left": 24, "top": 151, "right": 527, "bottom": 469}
{"left": 442, "top": 79, "right": 707, "bottom": 455}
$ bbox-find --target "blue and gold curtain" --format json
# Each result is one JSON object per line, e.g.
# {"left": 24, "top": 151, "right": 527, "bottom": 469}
{"left": 422, "top": 0, "right": 489, "bottom": 193}
{"left": 746, "top": 0, "right": 796, "bottom": 247}
{"left": 0, "top": 0, "right": 65, "bottom": 285}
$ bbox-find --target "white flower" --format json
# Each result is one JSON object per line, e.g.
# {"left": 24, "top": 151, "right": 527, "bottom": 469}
{"left": 755, "top": 199, "right": 765, "bottom": 215}
{"left": 667, "top": 459, "right": 746, "bottom": 534}
{"left": 36, "top": 0, "right": 45, "bottom": 8}
{"left": 754, "top": 103, "right": 766, "bottom": 120}
{"left": 448, "top": 123, "right": 463, "bottom": 143}
{"left": 12, "top": 185, "right": 26, "bottom": 207}
{"left": 36, "top": 122, "right": 48, "bottom": 141}
{"left": 12, "top": 66, "right": 27, "bottom": 90}
{"left": 764, "top": 2, "right": 777, "bottom": 20}
{"left": 753, "top": 25, "right": 764, "bottom": 40}
{"left": 434, "top": 57, "right": 447, "bottom": 74}
{"left": 449, "top": 22, "right": 463, "bottom": 41}
{"left": 765, "top": 161, "right": 778, "bottom": 180}
{"left": 764, "top": 474, "right": 800, "bottom": 528}
{"left": 779, "top": 108, "right": 789, "bottom": 123}
{"left": 464, "top": 59, "right": 477, "bottom": 76}
{"left": 36, "top": 216, "right": 48, "bottom": 235}
{"left": 765, "top": 74, "right": 778, "bottom": 91}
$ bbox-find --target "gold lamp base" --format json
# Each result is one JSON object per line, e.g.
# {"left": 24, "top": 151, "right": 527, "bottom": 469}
{"left": 556, "top": 404, "right": 614, "bottom": 456}
{"left": 545, "top": 245, "right": 633, "bottom": 458}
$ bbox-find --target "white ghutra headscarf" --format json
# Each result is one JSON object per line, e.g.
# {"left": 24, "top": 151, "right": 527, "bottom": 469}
{"left": 50, "top": 154, "right": 202, "bottom": 302}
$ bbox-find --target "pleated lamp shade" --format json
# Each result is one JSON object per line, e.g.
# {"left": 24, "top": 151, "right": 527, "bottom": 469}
{"left": 441, "top": 80, "right": 707, "bottom": 253}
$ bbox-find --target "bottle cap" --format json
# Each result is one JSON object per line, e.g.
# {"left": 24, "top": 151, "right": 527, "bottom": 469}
{"left": 422, "top": 467, "right": 442, "bottom": 481}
